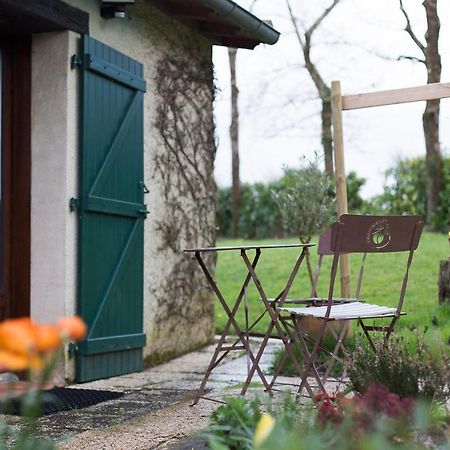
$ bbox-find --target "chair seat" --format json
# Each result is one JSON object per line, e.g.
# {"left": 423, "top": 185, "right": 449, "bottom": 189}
{"left": 277, "top": 301, "right": 401, "bottom": 320}
{"left": 262, "top": 297, "right": 358, "bottom": 305}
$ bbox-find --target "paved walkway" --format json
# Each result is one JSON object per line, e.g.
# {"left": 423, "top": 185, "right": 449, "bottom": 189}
{"left": 49, "top": 338, "right": 287, "bottom": 450}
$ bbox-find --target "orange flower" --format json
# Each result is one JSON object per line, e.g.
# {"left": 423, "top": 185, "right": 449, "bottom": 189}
{"left": 34, "top": 324, "right": 62, "bottom": 353}
{"left": 0, "top": 318, "right": 36, "bottom": 356}
{"left": 57, "top": 316, "right": 87, "bottom": 342}
{"left": 0, "top": 350, "right": 43, "bottom": 372}
{"left": 0, "top": 318, "right": 46, "bottom": 371}
{"left": 0, "top": 316, "right": 87, "bottom": 373}
{"left": 0, "top": 350, "right": 34, "bottom": 371}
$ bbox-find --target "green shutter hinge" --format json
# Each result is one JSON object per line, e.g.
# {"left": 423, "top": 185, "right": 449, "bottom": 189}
{"left": 67, "top": 343, "right": 78, "bottom": 359}
{"left": 69, "top": 197, "right": 80, "bottom": 212}
{"left": 70, "top": 54, "right": 83, "bottom": 70}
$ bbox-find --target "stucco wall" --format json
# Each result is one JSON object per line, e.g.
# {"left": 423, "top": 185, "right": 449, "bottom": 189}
{"left": 31, "top": 30, "right": 79, "bottom": 382}
{"left": 31, "top": 0, "right": 216, "bottom": 380}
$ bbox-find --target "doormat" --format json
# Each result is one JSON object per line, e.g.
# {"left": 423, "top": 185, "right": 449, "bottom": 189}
{"left": 3, "top": 387, "right": 124, "bottom": 416}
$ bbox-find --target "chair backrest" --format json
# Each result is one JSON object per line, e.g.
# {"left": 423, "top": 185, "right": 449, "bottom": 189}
{"left": 317, "top": 228, "right": 333, "bottom": 256}
{"left": 324, "top": 214, "right": 424, "bottom": 319}
{"left": 331, "top": 214, "right": 423, "bottom": 254}
{"left": 311, "top": 227, "right": 366, "bottom": 298}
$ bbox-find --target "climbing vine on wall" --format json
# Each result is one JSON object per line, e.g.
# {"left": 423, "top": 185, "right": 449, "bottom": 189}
{"left": 150, "top": 53, "right": 217, "bottom": 357}
{"left": 154, "top": 55, "right": 216, "bottom": 252}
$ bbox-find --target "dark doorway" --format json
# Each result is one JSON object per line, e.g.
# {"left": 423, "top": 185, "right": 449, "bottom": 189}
{"left": 0, "top": 36, "right": 31, "bottom": 319}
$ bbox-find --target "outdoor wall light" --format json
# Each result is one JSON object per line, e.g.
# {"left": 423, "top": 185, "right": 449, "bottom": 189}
{"left": 100, "top": 0, "right": 136, "bottom": 19}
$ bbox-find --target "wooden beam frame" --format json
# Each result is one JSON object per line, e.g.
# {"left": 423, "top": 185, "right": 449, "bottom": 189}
{"left": 342, "top": 82, "right": 450, "bottom": 111}
{"left": 0, "top": 0, "right": 89, "bottom": 35}
{"left": 331, "top": 79, "right": 450, "bottom": 297}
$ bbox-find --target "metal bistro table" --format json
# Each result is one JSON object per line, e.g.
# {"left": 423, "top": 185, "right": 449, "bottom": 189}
{"left": 184, "top": 242, "right": 315, "bottom": 405}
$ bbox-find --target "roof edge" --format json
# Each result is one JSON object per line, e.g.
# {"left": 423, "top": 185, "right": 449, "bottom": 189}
{"left": 197, "top": 0, "right": 280, "bottom": 45}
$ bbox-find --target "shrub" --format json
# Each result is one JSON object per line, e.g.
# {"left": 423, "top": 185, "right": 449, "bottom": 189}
{"left": 205, "top": 388, "right": 449, "bottom": 450}
{"left": 216, "top": 183, "right": 285, "bottom": 239}
{"left": 347, "top": 334, "right": 450, "bottom": 402}
{"left": 370, "top": 155, "right": 450, "bottom": 231}
{"left": 316, "top": 385, "right": 415, "bottom": 431}
{"left": 206, "top": 395, "right": 302, "bottom": 450}
{"left": 216, "top": 161, "right": 368, "bottom": 239}
{"left": 346, "top": 171, "right": 367, "bottom": 213}
{"left": 272, "top": 156, "right": 335, "bottom": 245}
{"left": 207, "top": 397, "right": 261, "bottom": 450}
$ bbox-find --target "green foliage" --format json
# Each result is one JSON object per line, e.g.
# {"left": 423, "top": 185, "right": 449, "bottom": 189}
{"left": 205, "top": 392, "right": 450, "bottom": 450}
{"left": 216, "top": 162, "right": 368, "bottom": 239}
{"left": 216, "top": 182, "right": 284, "bottom": 239}
{"left": 372, "top": 157, "right": 427, "bottom": 216}
{"left": 207, "top": 397, "right": 262, "bottom": 450}
{"left": 0, "top": 421, "right": 54, "bottom": 450}
{"left": 206, "top": 395, "right": 304, "bottom": 450}
{"left": 273, "top": 157, "right": 335, "bottom": 243}
{"left": 217, "top": 155, "right": 449, "bottom": 239}
{"left": 258, "top": 399, "right": 448, "bottom": 450}
{"left": 346, "top": 171, "right": 367, "bottom": 213}
{"left": 347, "top": 333, "right": 450, "bottom": 402}
{"left": 371, "top": 155, "right": 449, "bottom": 231}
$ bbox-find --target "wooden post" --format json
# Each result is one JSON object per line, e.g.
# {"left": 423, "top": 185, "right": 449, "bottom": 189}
{"left": 439, "top": 235, "right": 450, "bottom": 303}
{"left": 331, "top": 80, "right": 351, "bottom": 297}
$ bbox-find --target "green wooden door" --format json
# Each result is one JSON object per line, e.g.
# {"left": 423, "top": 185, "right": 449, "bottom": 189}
{"left": 77, "top": 36, "right": 147, "bottom": 382}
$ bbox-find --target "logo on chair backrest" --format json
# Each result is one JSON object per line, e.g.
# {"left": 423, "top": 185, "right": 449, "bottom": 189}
{"left": 367, "top": 219, "right": 391, "bottom": 249}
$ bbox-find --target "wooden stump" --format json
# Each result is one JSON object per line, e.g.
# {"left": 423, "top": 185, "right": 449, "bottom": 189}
{"left": 439, "top": 260, "right": 450, "bottom": 303}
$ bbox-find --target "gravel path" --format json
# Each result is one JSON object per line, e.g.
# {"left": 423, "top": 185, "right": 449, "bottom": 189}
{"left": 53, "top": 338, "right": 284, "bottom": 450}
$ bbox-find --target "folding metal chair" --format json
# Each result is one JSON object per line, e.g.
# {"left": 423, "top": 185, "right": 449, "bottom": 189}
{"left": 276, "top": 214, "right": 424, "bottom": 400}
{"left": 269, "top": 227, "right": 368, "bottom": 389}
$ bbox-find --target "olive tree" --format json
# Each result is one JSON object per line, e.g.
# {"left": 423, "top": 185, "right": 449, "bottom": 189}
{"left": 273, "top": 156, "right": 335, "bottom": 284}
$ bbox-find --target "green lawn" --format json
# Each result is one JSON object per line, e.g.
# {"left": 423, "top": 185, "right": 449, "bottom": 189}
{"left": 214, "top": 233, "right": 450, "bottom": 342}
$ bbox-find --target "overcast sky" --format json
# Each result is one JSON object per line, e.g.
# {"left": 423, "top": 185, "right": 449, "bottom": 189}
{"left": 213, "top": 0, "right": 450, "bottom": 198}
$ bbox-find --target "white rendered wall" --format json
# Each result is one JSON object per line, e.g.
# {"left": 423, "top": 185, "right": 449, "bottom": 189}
{"left": 30, "top": 31, "right": 79, "bottom": 381}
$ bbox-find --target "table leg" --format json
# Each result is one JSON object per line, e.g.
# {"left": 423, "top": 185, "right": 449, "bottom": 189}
{"left": 240, "top": 248, "right": 308, "bottom": 396}
{"left": 191, "top": 251, "right": 271, "bottom": 405}
{"left": 245, "top": 286, "right": 250, "bottom": 376}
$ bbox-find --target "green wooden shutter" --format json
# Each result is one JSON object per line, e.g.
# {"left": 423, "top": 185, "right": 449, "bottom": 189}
{"left": 76, "top": 35, "right": 147, "bottom": 382}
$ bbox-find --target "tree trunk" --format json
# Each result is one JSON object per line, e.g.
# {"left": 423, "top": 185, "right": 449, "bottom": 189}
{"left": 423, "top": 0, "right": 442, "bottom": 227}
{"left": 229, "top": 47, "right": 240, "bottom": 238}
{"left": 423, "top": 99, "right": 442, "bottom": 225}
{"left": 321, "top": 97, "right": 333, "bottom": 177}
{"left": 438, "top": 260, "right": 450, "bottom": 303}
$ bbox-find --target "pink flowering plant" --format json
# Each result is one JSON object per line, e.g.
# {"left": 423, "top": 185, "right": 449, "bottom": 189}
{"left": 316, "top": 385, "right": 415, "bottom": 434}
{"left": 206, "top": 384, "right": 450, "bottom": 450}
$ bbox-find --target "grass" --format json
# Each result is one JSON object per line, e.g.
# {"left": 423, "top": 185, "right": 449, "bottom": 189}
{"left": 214, "top": 232, "right": 450, "bottom": 343}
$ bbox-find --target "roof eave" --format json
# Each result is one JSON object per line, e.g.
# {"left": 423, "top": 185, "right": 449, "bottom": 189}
{"left": 197, "top": 0, "right": 280, "bottom": 46}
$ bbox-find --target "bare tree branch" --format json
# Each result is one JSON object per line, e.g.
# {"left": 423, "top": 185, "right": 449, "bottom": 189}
{"left": 398, "top": 55, "right": 426, "bottom": 64}
{"left": 249, "top": 0, "right": 257, "bottom": 11}
{"left": 305, "top": 0, "right": 340, "bottom": 40}
{"left": 285, "top": 0, "right": 339, "bottom": 176}
{"left": 398, "top": 0, "right": 426, "bottom": 54}
{"left": 285, "top": 0, "right": 305, "bottom": 47}
{"left": 286, "top": 0, "right": 338, "bottom": 97}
